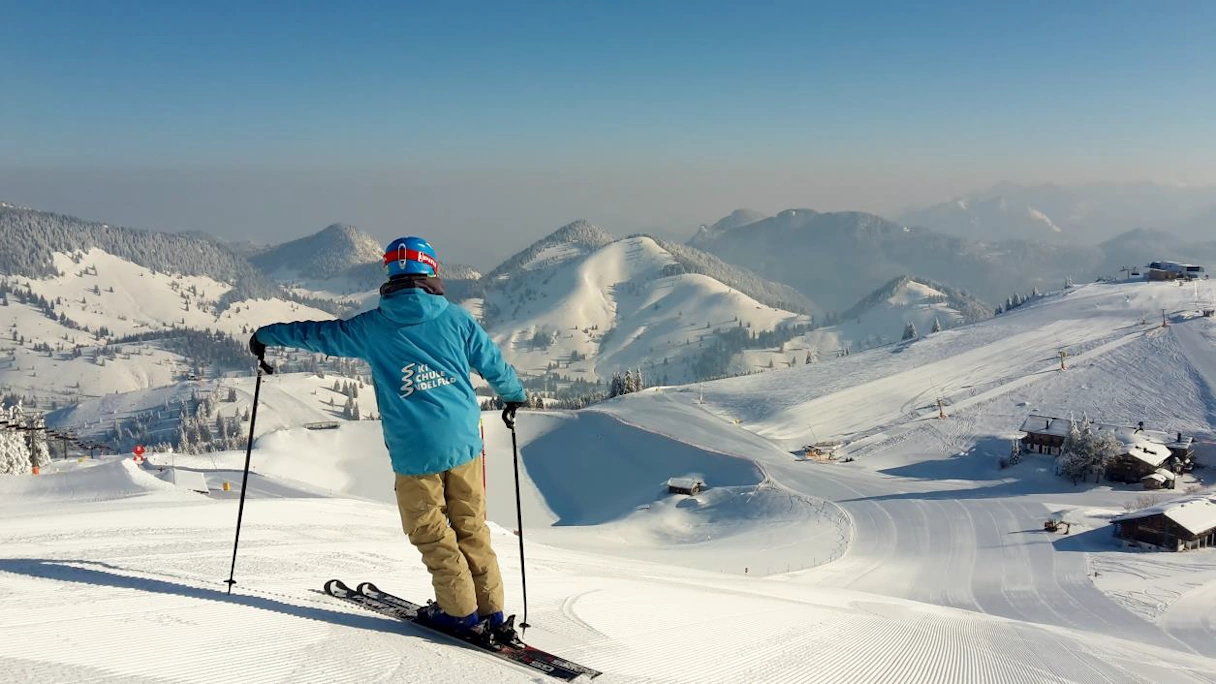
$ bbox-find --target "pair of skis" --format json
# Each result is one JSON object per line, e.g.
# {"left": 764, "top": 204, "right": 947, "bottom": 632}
{"left": 324, "top": 579, "right": 601, "bottom": 681}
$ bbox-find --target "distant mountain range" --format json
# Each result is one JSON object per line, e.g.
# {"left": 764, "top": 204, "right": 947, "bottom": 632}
{"left": 691, "top": 206, "right": 1215, "bottom": 312}
{"left": 4, "top": 197, "right": 1215, "bottom": 407}
{"left": 688, "top": 208, "right": 1068, "bottom": 311}
{"left": 898, "top": 182, "right": 1216, "bottom": 243}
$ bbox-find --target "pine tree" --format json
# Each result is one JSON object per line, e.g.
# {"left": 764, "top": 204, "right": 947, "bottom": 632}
{"left": 1058, "top": 419, "right": 1089, "bottom": 482}
{"left": 902, "top": 321, "right": 918, "bottom": 341}
{"left": 931, "top": 318, "right": 943, "bottom": 334}
{"left": 609, "top": 373, "right": 623, "bottom": 398}
{"left": 0, "top": 405, "right": 33, "bottom": 474}
{"left": 343, "top": 396, "right": 354, "bottom": 419}
{"left": 623, "top": 370, "right": 637, "bottom": 394}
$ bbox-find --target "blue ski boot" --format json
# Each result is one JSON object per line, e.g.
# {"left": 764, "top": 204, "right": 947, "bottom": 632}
{"left": 416, "top": 603, "right": 479, "bottom": 635}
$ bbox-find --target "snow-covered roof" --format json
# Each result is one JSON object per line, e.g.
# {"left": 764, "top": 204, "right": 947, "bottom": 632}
{"left": 1112, "top": 432, "right": 1172, "bottom": 466}
{"left": 1019, "top": 415, "right": 1189, "bottom": 452}
{"left": 667, "top": 477, "right": 704, "bottom": 489}
{"left": 1020, "top": 415, "right": 1071, "bottom": 437}
{"left": 1140, "top": 469, "right": 1175, "bottom": 483}
{"left": 1112, "top": 492, "right": 1216, "bottom": 535}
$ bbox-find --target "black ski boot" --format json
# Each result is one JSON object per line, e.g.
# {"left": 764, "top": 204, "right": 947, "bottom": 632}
{"left": 488, "top": 614, "right": 525, "bottom": 648}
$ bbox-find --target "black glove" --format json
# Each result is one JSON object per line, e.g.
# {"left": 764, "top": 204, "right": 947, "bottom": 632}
{"left": 501, "top": 401, "right": 526, "bottom": 429}
{"left": 248, "top": 332, "right": 275, "bottom": 374}
{"left": 248, "top": 332, "right": 267, "bottom": 359}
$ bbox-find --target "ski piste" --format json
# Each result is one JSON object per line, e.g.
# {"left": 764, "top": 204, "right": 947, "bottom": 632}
{"left": 323, "top": 579, "right": 601, "bottom": 681}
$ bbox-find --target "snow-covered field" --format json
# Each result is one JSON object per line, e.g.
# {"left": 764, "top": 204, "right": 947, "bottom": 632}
{"left": 3, "top": 280, "right": 1216, "bottom": 682}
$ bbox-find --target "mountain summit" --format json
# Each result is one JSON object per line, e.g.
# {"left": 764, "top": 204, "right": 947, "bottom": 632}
{"left": 249, "top": 223, "right": 384, "bottom": 280}
{"left": 484, "top": 220, "right": 615, "bottom": 282}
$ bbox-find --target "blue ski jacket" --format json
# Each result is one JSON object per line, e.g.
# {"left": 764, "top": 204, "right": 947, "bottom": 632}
{"left": 254, "top": 289, "right": 526, "bottom": 476}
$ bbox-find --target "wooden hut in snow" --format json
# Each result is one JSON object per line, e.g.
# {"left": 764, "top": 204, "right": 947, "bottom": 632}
{"left": 1111, "top": 492, "right": 1216, "bottom": 551}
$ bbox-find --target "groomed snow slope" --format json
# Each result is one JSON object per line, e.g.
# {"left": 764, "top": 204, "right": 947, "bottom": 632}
{"left": 3, "top": 441, "right": 1215, "bottom": 683}
{"left": 5, "top": 279, "right": 1216, "bottom": 682}
{"left": 598, "top": 279, "right": 1216, "bottom": 660}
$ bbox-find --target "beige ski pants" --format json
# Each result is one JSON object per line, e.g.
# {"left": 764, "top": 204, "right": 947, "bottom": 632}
{"left": 394, "top": 456, "right": 504, "bottom": 617}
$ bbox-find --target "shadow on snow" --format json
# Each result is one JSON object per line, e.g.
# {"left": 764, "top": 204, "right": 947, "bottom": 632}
{"left": 0, "top": 558, "right": 413, "bottom": 636}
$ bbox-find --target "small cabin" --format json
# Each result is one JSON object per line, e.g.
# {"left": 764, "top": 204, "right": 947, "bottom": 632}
{"left": 667, "top": 477, "right": 705, "bottom": 495}
{"left": 1105, "top": 433, "right": 1173, "bottom": 483}
{"left": 1111, "top": 493, "right": 1216, "bottom": 550}
{"left": 1019, "top": 415, "right": 1070, "bottom": 455}
{"left": 1141, "top": 469, "right": 1176, "bottom": 490}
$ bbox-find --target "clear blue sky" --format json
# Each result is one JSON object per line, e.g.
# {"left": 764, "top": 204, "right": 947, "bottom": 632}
{"left": 2, "top": 2, "right": 1214, "bottom": 265}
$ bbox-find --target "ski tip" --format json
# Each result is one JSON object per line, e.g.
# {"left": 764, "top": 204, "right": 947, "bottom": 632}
{"left": 323, "top": 579, "right": 349, "bottom": 596}
{"left": 356, "top": 581, "right": 380, "bottom": 595}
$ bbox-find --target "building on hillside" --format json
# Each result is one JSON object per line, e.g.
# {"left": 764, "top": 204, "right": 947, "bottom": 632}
{"left": 1019, "top": 416, "right": 1195, "bottom": 484}
{"left": 1104, "top": 432, "right": 1173, "bottom": 484}
{"left": 1020, "top": 415, "right": 1074, "bottom": 455}
{"left": 1141, "top": 469, "right": 1176, "bottom": 490}
{"left": 1147, "top": 261, "right": 1207, "bottom": 281}
{"left": 1110, "top": 492, "right": 1216, "bottom": 551}
{"left": 667, "top": 477, "right": 705, "bottom": 496}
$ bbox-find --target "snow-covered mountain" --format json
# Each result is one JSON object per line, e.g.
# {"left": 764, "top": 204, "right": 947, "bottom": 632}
{"left": 476, "top": 223, "right": 813, "bottom": 389}
{"left": 690, "top": 208, "right": 1087, "bottom": 312}
{"left": 0, "top": 206, "right": 339, "bottom": 407}
{"left": 0, "top": 203, "right": 281, "bottom": 301}
{"left": 901, "top": 182, "right": 1216, "bottom": 243}
{"left": 731, "top": 276, "right": 992, "bottom": 371}
{"left": 249, "top": 223, "right": 383, "bottom": 281}
{"left": 899, "top": 195, "right": 1066, "bottom": 241}
{"left": 0, "top": 247, "right": 335, "bottom": 407}
{"left": 483, "top": 220, "right": 616, "bottom": 282}
{"left": 246, "top": 222, "right": 483, "bottom": 309}
{"left": 690, "top": 207, "right": 767, "bottom": 244}
{"left": 1097, "top": 228, "right": 1216, "bottom": 276}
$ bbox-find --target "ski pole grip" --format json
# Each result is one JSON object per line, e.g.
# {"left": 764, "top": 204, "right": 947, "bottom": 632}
{"left": 258, "top": 359, "right": 275, "bottom": 375}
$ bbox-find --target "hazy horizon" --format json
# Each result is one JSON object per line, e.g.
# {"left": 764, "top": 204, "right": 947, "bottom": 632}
{"left": 4, "top": 3, "right": 1215, "bottom": 268}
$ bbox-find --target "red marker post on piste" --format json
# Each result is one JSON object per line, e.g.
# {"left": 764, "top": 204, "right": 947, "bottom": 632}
{"left": 132, "top": 444, "right": 145, "bottom": 464}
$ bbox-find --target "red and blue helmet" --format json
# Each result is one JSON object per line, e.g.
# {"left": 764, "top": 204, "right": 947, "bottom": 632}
{"left": 384, "top": 236, "right": 439, "bottom": 278}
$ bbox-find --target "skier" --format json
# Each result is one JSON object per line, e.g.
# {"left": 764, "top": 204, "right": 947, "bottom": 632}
{"left": 249, "top": 236, "right": 527, "bottom": 643}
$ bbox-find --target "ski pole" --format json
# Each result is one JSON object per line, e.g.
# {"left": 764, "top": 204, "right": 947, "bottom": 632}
{"left": 225, "top": 355, "right": 274, "bottom": 594}
{"left": 509, "top": 423, "right": 531, "bottom": 634}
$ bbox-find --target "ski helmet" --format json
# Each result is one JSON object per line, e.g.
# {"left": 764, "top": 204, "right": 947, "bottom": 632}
{"left": 383, "top": 236, "right": 439, "bottom": 278}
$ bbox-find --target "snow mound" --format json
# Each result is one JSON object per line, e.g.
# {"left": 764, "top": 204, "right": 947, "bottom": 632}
{"left": 623, "top": 485, "right": 809, "bottom": 544}
{"left": 0, "top": 458, "right": 189, "bottom": 508}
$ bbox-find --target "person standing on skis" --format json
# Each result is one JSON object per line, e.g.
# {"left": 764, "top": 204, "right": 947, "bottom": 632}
{"left": 249, "top": 236, "right": 527, "bottom": 642}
